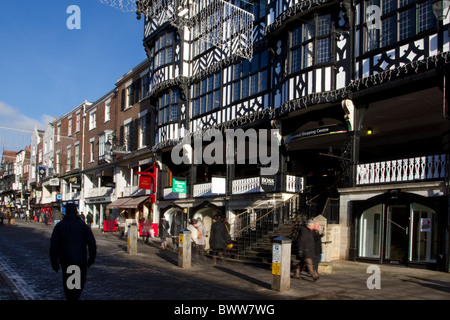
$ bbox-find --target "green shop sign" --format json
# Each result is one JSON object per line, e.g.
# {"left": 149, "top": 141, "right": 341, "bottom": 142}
{"left": 172, "top": 179, "right": 187, "bottom": 193}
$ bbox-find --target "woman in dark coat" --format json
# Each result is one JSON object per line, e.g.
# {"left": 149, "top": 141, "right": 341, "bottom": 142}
{"left": 209, "top": 214, "right": 231, "bottom": 264}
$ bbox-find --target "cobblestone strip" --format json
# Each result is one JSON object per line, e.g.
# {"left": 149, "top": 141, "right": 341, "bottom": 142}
{"left": 0, "top": 256, "right": 39, "bottom": 300}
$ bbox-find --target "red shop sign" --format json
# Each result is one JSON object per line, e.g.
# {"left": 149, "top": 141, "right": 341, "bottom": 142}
{"left": 138, "top": 175, "right": 152, "bottom": 190}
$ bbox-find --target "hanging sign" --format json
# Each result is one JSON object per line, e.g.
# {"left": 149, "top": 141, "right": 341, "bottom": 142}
{"left": 138, "top": 175, "right": 152, "bottom": 190}
{"left": 136, "top": 163, "right": 157, "bottom": 193}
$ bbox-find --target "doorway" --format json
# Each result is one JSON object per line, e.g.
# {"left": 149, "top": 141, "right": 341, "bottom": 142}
{"left": 354, "top": 192, "right": 442, "bottom": 268}
{"left": 385, "top": 205, "right": 409, "bottom": 264}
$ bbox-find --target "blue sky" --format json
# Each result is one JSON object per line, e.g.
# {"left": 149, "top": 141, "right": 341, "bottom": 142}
{"left": 0, "top": 0, "right": 146, "bottom": 152}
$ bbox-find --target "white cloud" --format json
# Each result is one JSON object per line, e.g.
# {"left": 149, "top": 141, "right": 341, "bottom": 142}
{"left": 0, "top": 101, "right": 53, "bottom": 152}
{"left": 0, "top": 101, "right": 52, "bottom": 131}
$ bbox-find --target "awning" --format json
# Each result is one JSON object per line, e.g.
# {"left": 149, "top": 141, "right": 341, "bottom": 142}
{"left": 121, "top": 196, "right": 149, "bottom": 209}
{"left": 106, "top": 197, "right": 132, "bottom": 209}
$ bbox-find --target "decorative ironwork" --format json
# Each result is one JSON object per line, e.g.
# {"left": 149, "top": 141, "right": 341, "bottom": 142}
{"left": 100, "top": 0, "right": 254, "bottom": 60}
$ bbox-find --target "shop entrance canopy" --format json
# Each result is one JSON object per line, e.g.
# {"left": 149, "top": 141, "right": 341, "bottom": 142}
{"left": 106, "top": 196, "right": 150, "bottom": 210}
{"left": 120, "top": 196, "right": 149, "bottom": 209}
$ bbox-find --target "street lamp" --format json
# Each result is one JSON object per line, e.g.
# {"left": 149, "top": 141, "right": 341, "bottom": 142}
{"left": 432, "top": 0, "right": 450, "bottom": 21}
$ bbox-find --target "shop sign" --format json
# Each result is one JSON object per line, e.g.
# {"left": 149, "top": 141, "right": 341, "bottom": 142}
{"left": 62, "top": 200, "right": 79, "bottom": 206}
{"left": 139, "top": 158, "right": 153, "bottom": 165}
{"left": 211, "top": 177, "right": 226, "bottom": 194}
{"left": 139, "top": 175, "right": 152, "bottom": 190}
{"left": 49, "top": 178, "right": 60, "bottom": 186}
{"left": 421, "top": 218, "right": 431, "bottom": 232}
{"left": 86, "top": 197, "right": 111, "bottom": 204}
{"left": 261, "top": 175, "right": 276, "bottom": 192}
{"left": 172, "top": 179, "right": 187, "bottom": 193}
{"left": 285, "top": 124, "right": 348, "bottom": 144}
{"left": 129, "top": 162, "right": 139, "bottom": 168}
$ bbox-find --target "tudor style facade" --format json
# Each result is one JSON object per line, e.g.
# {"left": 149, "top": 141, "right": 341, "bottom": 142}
{"left": 140, "top": 0, "right": 450, "bottom": 271}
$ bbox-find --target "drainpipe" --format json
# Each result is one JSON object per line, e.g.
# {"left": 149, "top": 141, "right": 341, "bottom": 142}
{"left": 81, "top": 103, "right": 86, "bottom": 214}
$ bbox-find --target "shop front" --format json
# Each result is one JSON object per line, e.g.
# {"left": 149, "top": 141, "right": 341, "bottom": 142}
{"left": 106, "top": 195, "right": 154, "bottom": 235}
{"left": 85, "top": 196, "right": 112, "bottom": 229}
{"left": 350, "top": 191, "right": 448, "bottom": 271}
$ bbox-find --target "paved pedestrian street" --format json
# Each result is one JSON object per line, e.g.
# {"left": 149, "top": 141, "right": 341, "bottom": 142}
{"left": 1, "top": 219, "right": 449, "bottom": 317}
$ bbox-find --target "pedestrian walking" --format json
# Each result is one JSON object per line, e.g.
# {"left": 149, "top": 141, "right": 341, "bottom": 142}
{"left": 50, "top": 203, "right": 97, "bottom": 300}
{"left": 170, "top": 213, "right": 182, "bottom": 249}
{"left": 43, "top": 211, "right": 50, "bottom": 225}
{"left": 51, "top": 204, "right": 63, "bottom": 226}
{"left": 293, "top": 219, "right": 320, "bottom": 281}
{"left": 313, "top": 221, "right": 324, "bottom": 274}
{"left": 209, "top": 214, "right": 231, "bottom": 264}
{"left": 158, "top": 215, "right": 170, "bottom": 250}
{"left": 86, "top": 211, "right": 93, "bottom": 229}
{"left": 117, "top": 212, "right": 126, "bottom": 238}
{"left": 0, "top": 208, "right": 4, "bottom": 226}
{"left": 79, "top": 211, "right": 86, "bottom": 223}
{"left": 187, "top": 219, "right": 200, "bottom": 260}
{"left": 6, "top": 208, "right": 13, "bottom": 226}
{"left": 196, "top": 218, "right": 207, "bottom": 260}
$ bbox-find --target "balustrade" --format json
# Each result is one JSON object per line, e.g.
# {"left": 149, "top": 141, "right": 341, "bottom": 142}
{"left": 232, "top": 177, "right": 261, "bottom": 194}
{"left": 286, "top": 175, "right": 304, "bottom": 193}
{"left": 356, "top": 154, "right": 448, "bottom": 185}
{"left": 87, "top": 186, "right": 114, "bottom": 198}
{"left": 163, "top": 175, "right": 304, "bottom": 198}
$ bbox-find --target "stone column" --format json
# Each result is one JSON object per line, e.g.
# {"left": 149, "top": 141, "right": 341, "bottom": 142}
{"left": 271, "top": 236, "right": 291, "bottom": 293}
{"left": 178, "top": 229, "right": 192, "bottom": 268}
{"left": 127, "top": 222, "right": 138, "bottom": 254}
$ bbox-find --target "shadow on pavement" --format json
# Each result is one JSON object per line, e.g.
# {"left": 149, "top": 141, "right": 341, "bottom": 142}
{"left": 213, "top": 265, "right": 271, "bottom": 290}
{"left": 402, "top": 276, "right": 450, "bottom": 294}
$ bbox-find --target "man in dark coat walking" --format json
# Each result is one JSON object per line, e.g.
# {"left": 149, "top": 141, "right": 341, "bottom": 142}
{"left": 50, "top": 203, "right": 97, "bottom": 300}
{"left": 293, "top": 219, "right": 319, "bottom": 281}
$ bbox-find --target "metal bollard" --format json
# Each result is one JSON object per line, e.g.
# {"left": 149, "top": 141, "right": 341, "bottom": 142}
{"left": 178, "top": 229, "right": 192, "bottom": 268}
{"left": 271, "top": 235, "right": 291, "bottom": 293}
{"left": 127, "top": 223, "right": 138, "bottom": 254}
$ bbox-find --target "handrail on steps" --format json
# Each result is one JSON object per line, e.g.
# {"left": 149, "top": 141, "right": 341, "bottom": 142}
{"left": 233, "top": 193, "right": 300, "bottom": 238}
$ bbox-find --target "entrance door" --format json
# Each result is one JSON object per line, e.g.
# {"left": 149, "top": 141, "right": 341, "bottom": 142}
{"left": 385, "top": 205, "right": 409, "bottom": 264}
